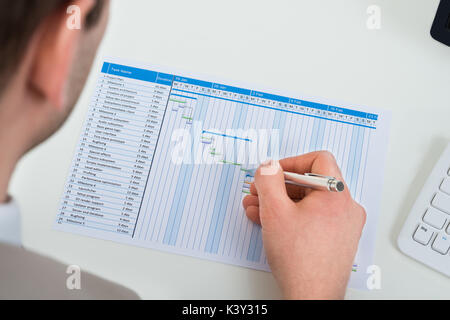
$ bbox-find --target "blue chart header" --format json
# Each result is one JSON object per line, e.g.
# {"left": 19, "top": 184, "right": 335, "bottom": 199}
{"left": 101, "top": 62, "right": 173, "bottom": 86}
{"left": 101, "top": 62, "right": 378, "bottom": 121}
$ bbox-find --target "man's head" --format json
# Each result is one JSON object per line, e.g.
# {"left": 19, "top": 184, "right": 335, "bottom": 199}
{"left": 0, "top": 0, "right": 109, "bottom": 160}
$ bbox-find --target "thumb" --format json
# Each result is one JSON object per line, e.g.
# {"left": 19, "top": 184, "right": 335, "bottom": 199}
{"left": 254, "top": 160, "right": 292, "bottom": 214}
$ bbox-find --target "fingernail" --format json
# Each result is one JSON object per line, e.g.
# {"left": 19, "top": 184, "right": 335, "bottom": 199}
{"left": 260, "top": 159, "right": 281, "bottom": 176}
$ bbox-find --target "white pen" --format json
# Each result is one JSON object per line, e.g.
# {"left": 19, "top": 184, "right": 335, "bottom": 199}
{"left": 283, "top": 172, "right": 345, "bottom": 192}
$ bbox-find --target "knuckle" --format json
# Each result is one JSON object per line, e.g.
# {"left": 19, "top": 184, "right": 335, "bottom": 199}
{"left": 242, "top": 195, "right": 250, "bottom": 207}
{"left": 338, "top": 196, "right": 365, "bottom": 219}
{"left": 320, "top": 150, "right": 335, "bottom": 161}
{"left": 318, "top": 151, "right": 340, "bottom": 172}
{"left": 359, "top": 205, "right": 367, "bottom": 224}
{"left": 352, "top": 203, "right": 367, "bottom": 227}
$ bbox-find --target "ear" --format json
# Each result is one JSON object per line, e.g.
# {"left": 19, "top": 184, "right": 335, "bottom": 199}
{"left": 30, "top": 0, "right": 95, "bottom": 110}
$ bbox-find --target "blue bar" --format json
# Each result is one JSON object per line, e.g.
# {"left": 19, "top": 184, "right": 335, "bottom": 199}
{"left": 290, "top": 98, "right": 304, "bottom": 106}
{"left": 251, "top": 91, "right": 290, "bottom": 104}
{"left": 202, "top": 130, "right": 252, "bottom": 142}
{"left": 156, "top": 72, "right": 173, "bottom": 86}
{"left": 101, "top": 62, "right": 110, "bottom": 73}
{"left": 350, "top": 127, "right": 365, "bottom": 195}
{"left": 212, "top": 83, "right": 252, "bottom": 96}
{"left": 310, "top": 119, "right": 319, "bottom": 150}
{"left": 247, "top": 227, "right": 262, "bottom": 262}
{"left": 174, "top": 76, "right": 213, "bottom": 88}
{"left": 171, "top": 93, "right": 197, "bottom": 100}
{"left": 163, "top": 164, "right": 194, "bottom": 245}
{"left": 104, "top": 62, "right": 158, "bottom": 83}
{"left": 329, "top": 105, "right": 366, "bottom": 118}
{"left": 301, "top": 100, "right": 329, "bottom": 111}
{"left": 173, "top": 87, "right": 377, "bottom": 129}
{"left": 367, "top": 113, "right": 378, "bottom": 120}
{"left": 290, "top": 98, "right": 328, "bottom": 112}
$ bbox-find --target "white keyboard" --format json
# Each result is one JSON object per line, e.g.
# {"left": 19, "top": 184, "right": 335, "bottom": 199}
{"left": 398, "top": 143, "right": 450, "bottom": 277}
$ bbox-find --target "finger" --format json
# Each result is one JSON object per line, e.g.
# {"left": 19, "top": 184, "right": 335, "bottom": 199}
{"left": 242, "top": 195, "right": 259, "bottom": 210}
{"left": 250, "top": 183, "right": 258, "bottom": 196}
{"left": 254, "top": 160, "right": 293, "bottom": 214}
{"left": 246, "top": 206, "right": 261, "bottom": 225}
{"left": 253, "top": 176, "right": 309, "bottom": 199}
{"left": 285, "top": 183, "right": 307, "bottom": 200}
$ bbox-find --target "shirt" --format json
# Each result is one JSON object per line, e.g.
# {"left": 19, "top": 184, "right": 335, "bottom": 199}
{"left": 0, "top": 198, "right": 21, "bottom": 246}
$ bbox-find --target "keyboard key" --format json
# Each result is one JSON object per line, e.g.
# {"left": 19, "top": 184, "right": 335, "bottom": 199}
{"left": 423, "top": 208, "right": 447, "bottom": 229}
{"left": 440, "top": 177, "right": 450, "bottom": 195}
{"left": 413, "top": 224, "right": 434, "bottom": 245}
{"left": 431, "top": 192, "right": 450, "bottom": 215}
{"left": 432, "top": 233, "right": 450, "bottom": 254}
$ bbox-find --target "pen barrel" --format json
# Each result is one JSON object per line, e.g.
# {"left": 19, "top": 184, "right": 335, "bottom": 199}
{"left": 284, "top": 172, "right": 343, "bottom": 192}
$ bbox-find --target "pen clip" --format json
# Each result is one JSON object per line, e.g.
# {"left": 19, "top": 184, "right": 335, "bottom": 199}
{"left": 304, "top": 173, "right": 336, "bottom": 180}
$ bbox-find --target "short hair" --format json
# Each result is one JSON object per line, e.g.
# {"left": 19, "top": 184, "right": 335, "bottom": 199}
{"left": 0, "top": 0, "right": 104, "bottom": 93}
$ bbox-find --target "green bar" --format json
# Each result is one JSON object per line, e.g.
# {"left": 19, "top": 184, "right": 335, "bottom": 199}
{"left": 170, "top": 98, "right": 187, "bottom": 104}
{"left": 221, "top": 160, "right": 241, "bottom": 166}
{"left": 182, "top": 116, "right": 193, "bottom": 120}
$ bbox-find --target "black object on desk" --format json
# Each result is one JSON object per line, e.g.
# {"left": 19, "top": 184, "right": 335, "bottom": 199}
{"left": 431, "top": 0, "right": 450, "bottom": 46}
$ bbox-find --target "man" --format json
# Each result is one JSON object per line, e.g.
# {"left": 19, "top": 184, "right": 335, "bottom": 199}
{"left": 0, "top": 0, "right": 139, "bottom": 299}
{"left": 0, "top": 0, "right": 366, "bottom": 299}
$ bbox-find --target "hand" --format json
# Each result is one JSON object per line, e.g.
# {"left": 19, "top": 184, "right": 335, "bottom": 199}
{"left": 242, "top": 151, "right": 366, "bottom": 299}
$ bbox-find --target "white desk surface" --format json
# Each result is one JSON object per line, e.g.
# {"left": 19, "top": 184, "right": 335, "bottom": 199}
{"left": 9, "top": 0, "right": 450, "bottom": 299}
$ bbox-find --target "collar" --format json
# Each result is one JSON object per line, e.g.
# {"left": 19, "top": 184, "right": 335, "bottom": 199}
{"left": 0, "top": 197, "right": 21, "bottom": 246}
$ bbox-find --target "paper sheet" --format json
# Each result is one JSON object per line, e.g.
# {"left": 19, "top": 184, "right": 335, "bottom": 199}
{"left": 55, "top": 57, "right": 390, "bottom": 290}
